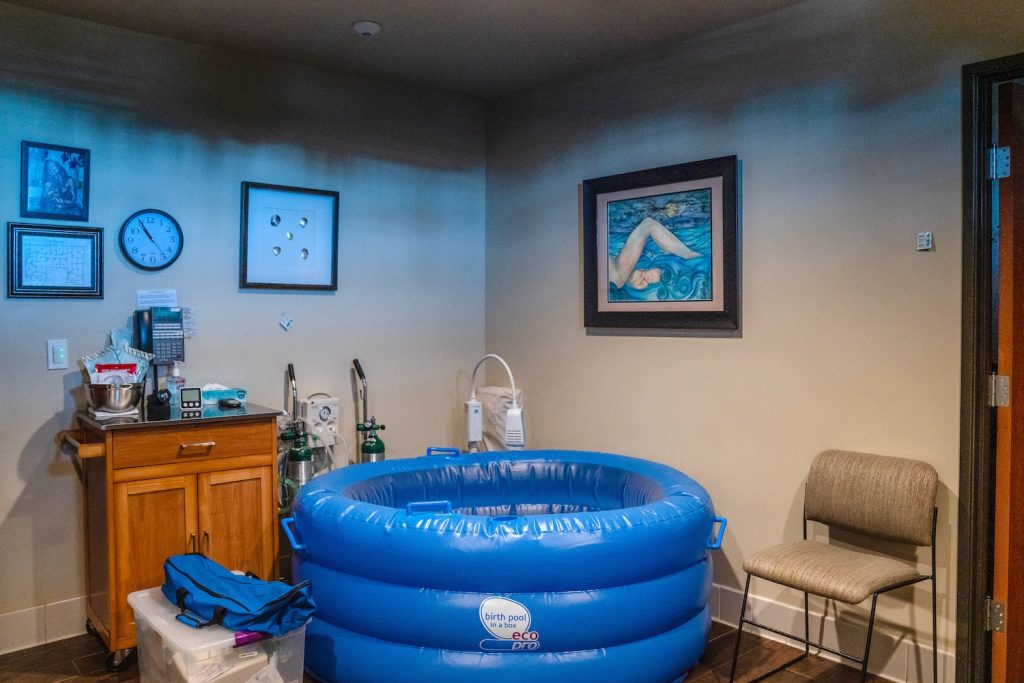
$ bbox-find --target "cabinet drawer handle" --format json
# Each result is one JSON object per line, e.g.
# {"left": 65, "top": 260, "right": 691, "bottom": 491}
{"left": 204, "top": 530, "right": 210, "bottom": 555}
{"left": 190, "top": 533, "right": 197, "bottom": 553}
{"left": 178, "top": 441, "right": 216, "bottom": 456}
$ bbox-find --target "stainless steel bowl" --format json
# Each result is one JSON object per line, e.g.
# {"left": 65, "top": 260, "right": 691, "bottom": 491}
{"left": 85, "top": 382, "right": 145, "bottom": 413}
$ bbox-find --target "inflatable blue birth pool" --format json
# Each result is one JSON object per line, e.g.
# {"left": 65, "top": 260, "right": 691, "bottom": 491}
{"left": 281, "top": 449, "right": 726, "bottom": 683}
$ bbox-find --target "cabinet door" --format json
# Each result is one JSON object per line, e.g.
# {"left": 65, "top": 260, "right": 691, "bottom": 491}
{"left": 112, "top": 474, "right": 197, "bottom": 648}
{"left": 198, "top": 466, "right": 275, "bottom": 579}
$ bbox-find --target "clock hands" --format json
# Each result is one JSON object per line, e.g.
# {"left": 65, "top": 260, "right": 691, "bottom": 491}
{"left": 138, "top": 219, "right": 157, "bottom": 244}
{"left": 137, "top": 219, "right": 164, "bottom": 262}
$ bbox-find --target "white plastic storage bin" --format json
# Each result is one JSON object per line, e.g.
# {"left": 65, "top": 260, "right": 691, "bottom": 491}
{"left": 127, "top": 588, "right": 306, "bottom": 683}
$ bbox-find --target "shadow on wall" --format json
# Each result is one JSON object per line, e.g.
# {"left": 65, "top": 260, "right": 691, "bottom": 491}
{"left": 0, "top": 370, "right": 90, "bottom": 613}
{"left": 487, "top": 0, "right": 1022, "bottom": 167}
{"left": 0, "top": 3, "right": 484, "bottom": 170}
{"left": 2, "top": 433, "right": 83, "bottom": 612}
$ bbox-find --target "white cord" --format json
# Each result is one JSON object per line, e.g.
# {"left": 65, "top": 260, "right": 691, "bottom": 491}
{"left": 335, "top": 431, "right": 352, "bottom": 467}
{"left": 469, "top": 354, "right": 519, "bottom": 409}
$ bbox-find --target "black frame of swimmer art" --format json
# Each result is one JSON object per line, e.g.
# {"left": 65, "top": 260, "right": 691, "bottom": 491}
{"left": 582, "top": 156, "right": 739, "bottom": 331}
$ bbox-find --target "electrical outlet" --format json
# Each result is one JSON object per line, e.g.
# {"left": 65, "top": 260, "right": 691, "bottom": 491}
{"left": 47, "top": 339, "right": 68, "bottom": 370}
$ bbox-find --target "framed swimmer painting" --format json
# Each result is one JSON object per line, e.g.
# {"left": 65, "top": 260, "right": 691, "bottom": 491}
{"left": 582, "top": 155, "right": 739, "bottom": 331}
{"left": 20, "top": 141, "right": 91, "bottom": 222}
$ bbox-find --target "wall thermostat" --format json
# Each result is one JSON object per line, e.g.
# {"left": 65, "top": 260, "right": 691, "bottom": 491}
{"left": 298, "top": 396, "right": 341, "bottom": 446}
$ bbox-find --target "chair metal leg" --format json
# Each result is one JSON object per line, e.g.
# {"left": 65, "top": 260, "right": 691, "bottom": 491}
{"left": 729, "top": 574, "right": 752, "bottom": 682}
{"left": 803, "top": 591, "right": 810, "bottom": 655}
{"left": 861, "top": 594, "right": 879, "bottom": 682}
{"left": 932, "top": 577, "right": 938, "bottom": 683}
{"left": 930, "top": 509, "right": 938, "bottom": 683}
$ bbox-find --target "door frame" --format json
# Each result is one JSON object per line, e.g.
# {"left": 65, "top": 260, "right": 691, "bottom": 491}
{"left": 959, "top": 51, "right": 1024, "bottom": 682}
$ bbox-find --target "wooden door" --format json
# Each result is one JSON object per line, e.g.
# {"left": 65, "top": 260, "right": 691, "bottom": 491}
{"left": 993, "top": 81, "right": 1024, "bottom": 683}
{"left": 198, "top": 466, "right": 275, "bottom": 579}
{"left": 112, "top": 474, "right": 197, "bottom": 649}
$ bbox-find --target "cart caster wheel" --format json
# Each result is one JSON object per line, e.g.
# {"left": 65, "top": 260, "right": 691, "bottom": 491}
{"left": 105, "top": 648, "right": 136, "bottom": 672}
{"left": 84, "top": 618, "right": 98, "bottom": 637}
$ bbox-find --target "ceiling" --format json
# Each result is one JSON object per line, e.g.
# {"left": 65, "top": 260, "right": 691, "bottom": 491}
{"left": 6, "top": 0, "right": 807, "bottom": 100}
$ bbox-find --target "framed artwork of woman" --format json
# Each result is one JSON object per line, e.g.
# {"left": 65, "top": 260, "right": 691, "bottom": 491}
{"left": 582, "top": 156, "right": 739, "bottom": 333}
{"left": 21, "top": 141, "right": 90, "bottom": 222}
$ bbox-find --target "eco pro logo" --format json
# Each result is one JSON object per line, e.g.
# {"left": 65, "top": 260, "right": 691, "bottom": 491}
{"left": 478, "top": 597, "right": 540, "bottom": 651}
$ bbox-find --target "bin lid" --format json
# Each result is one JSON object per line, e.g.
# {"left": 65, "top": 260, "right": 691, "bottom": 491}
{"left": 127, "top": 587, "right": 240, "bottom": 653}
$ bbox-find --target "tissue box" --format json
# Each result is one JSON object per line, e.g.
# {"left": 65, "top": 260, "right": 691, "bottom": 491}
{"left": 128, "top": 588, "right": 305, "bottom": 683}
{"left": 201, "top": 388, "right": 247, "bottom": 405}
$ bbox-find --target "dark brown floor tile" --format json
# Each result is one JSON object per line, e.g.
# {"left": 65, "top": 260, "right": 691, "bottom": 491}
{"left": 57, "top": 670, "right": 139, "bottom": 683}
{"left": 786, "top": 655, "right": 882, "bottom": 682}
{"left": 70, "top": 651, "right": 112, "bottom": 676}
{"left": 700, "top": 626, "right": 765, "bottom": 669}
{"left": 685, "top": 662, "right": 714, "bottom": 680}
{"left": 728, "top": 639, "right": 811, "bottom": 682}
{"left": 706, "top": 619, "right": 733, "bottom": 642}
{"left": 0, "top": 647, "right": 81, "bottom": 682}
{"left": 48, "top": 636, "right": 105, "bottom": 660}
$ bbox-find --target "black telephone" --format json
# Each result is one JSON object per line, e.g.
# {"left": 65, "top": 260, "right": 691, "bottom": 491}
{"left": 133, "top": 307, "right": 185, "bottom": 364}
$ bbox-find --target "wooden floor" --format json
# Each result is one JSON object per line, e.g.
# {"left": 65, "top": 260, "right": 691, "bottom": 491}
{"left": 0, "top": 620, "right": 880, "bottom": 682}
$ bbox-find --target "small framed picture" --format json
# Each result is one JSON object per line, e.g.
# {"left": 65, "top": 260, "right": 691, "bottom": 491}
{"left": 21, "top": 141, "right": 91, "bottom": 221}
{"left": 240, "top": 182, "right": 339, "bottom": 291}
{"left": 582, "top": 156, "right": 739, "bottom": 331}
{"left": 8, "top": 222, "right": 103, "bottom": 298}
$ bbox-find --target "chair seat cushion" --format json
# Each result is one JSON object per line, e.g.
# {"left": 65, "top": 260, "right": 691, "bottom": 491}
{"left": 742, "top": 540, "right": 923, "bottom": 604}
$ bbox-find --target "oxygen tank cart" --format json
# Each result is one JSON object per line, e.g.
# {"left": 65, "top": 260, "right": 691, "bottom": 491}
{"left": 353, "top": 359, "right": 386, "bottom": 463}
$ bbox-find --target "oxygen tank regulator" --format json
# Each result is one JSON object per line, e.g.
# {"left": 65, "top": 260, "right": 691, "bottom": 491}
{"left": 353, "top": 359, "right": 386, "bottom": 463}
{"left": 278, "top": 360, "right": 388, "bottom": 513}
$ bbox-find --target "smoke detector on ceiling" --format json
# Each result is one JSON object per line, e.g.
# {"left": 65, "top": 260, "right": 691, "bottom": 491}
{"left": 352, "top": 21, "right": 382, "bottom": 38}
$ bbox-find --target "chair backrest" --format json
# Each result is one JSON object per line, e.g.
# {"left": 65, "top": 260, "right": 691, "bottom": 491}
{"left": 804, "top": 449, "right": 938, "bottom": 546}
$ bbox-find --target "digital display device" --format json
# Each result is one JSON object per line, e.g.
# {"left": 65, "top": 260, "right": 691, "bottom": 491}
{"left": 180, "top": 387, "right": 202, "bottom": 409}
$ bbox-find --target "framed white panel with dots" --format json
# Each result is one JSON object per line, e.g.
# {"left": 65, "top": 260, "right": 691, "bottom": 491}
{"left": 240, "top": 181, "right": 339, "bottom": 290}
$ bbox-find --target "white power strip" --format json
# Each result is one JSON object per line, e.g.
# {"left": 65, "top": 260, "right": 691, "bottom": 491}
{"left": 298, "top": 396, "right": 341, "bottom": 446}
{"left": 466, "top": 399, "right": 482, "bottom": 443}
{"left": 504, "top": 407, "right": 524, "bottom": 450}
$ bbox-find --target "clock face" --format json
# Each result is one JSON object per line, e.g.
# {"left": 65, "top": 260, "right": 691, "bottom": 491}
{"left": 119, "top": 209, "right": 183, "bottom": 271}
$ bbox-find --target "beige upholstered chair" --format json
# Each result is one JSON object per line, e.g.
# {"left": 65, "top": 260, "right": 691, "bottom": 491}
{"left": 729, "top": 449, "right": 938, "bottom": 682}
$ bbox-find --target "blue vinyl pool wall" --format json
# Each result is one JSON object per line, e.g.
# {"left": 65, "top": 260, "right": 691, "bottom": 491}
{"left": 288, "top": 449, "right": 720, "bottom": 683}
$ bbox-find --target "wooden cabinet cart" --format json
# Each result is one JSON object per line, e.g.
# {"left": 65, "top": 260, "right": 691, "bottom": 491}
{"left": 59, "top": 404, "right": 281, "bottom": 670}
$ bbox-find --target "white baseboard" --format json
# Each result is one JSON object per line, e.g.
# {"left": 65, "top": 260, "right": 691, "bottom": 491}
{"left": 712, "top": 583, "right": 953, "bottom": 683}
{"left": 0, "top": 596, "right": 86, "bottom": 656}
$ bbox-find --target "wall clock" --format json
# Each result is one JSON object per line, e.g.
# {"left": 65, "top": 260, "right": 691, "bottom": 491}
{"left": 119, "top": 209, "right": 183, "bottom": 271}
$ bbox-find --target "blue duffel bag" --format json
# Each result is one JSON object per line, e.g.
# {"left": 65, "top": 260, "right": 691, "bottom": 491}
{"left": 162, "top": 553, "right": 315, "bottom": 636}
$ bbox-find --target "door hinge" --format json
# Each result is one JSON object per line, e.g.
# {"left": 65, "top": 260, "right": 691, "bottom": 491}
{"left": 987, "top": 597, "right": 1006, "bottom": 632}
{"left": 990, "top": 374, "right": 1010, "bottom": 408}
{"left": 990, "top": 146, "right": 1011, "bottom": 179}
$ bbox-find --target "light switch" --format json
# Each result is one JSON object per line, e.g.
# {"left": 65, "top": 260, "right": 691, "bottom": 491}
{"left": 47, "top": 339, "right": 68, "bottom": 370}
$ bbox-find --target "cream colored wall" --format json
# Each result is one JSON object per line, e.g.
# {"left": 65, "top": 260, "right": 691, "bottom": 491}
{"left": 485, "top": 0, "right": 1024, "bottom": 657}
{"left": 0, "top": 2, "right": 485, "bottom": 631}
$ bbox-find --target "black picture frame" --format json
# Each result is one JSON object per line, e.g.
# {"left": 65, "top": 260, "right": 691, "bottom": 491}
{"left": 20, "top": 141, "right": 91, "bottom": 221}
{"left": 8, "top": 222, "right": 103, "bottom": 298}
{"left": 240, "top": 181, "right": 339, "bottom": 291}
{"left": 582, "top": 155, "right": 739, "bottom": 331}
